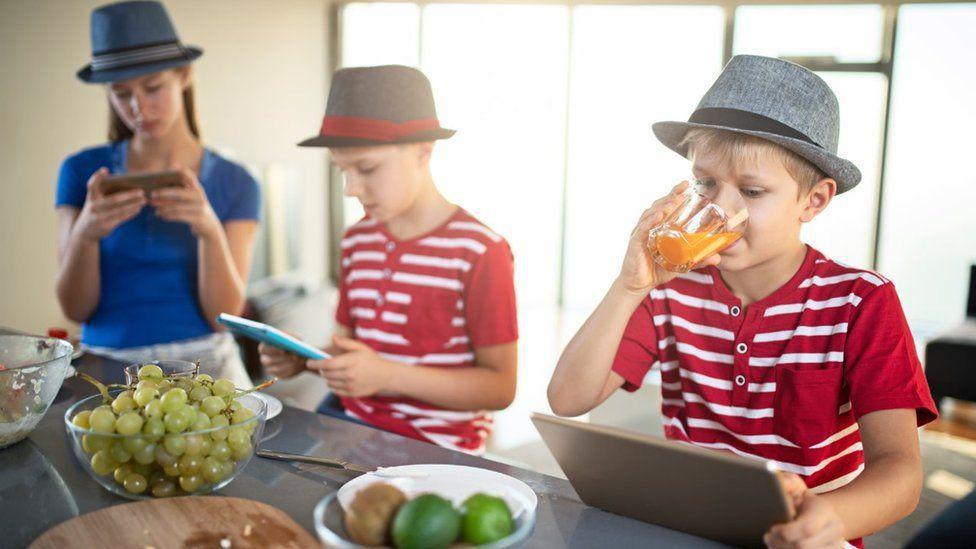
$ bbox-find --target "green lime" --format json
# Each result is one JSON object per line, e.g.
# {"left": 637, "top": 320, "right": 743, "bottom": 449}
{"left": 392, "top": 494, "right": 461, "bottom": 549}
{"left": 459, "top": 493, "right": 514, "bottom": 545}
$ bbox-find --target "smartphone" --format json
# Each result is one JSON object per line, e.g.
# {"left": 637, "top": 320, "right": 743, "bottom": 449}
{"left": 99, "top": 170, "right": 183, "bottom": 195}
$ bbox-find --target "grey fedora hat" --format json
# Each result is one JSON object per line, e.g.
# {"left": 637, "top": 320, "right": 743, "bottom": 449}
{"left": 299, "top": 65, "right": 455, "bottom": 148}
{"left": 653, "top": 55, "right": 861, "bottom": 194}
{"left": 77, "top": 1, "right": 202, "bottom": 84}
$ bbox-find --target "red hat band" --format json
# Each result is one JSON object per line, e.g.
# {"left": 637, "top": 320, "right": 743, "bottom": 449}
{"left": 319, "top": 116, "right": 442, "bottom": 142}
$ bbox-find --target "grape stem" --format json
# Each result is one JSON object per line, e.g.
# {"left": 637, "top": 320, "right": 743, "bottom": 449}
{"left": 226, "top": 377, "right": 278, "bottom": 403}
{"left": 77, "top": 372, "right": 111, "bottom": 404}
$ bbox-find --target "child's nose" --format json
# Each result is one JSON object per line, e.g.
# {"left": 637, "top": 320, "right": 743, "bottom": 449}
{"left": 711, "top": 184, "right": 740, "bottom": 211}
{"left": 343, "top": 176, "right": 362, "bottom": 198}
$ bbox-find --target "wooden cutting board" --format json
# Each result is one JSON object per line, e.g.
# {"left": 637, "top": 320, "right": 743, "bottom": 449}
{"left": 30, "top": 496, "right": 319, "bottom": 548}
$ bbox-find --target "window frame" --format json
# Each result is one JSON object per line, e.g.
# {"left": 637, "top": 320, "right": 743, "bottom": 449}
{"left": 325, "top": 0, "right": 969, "bottom": 301}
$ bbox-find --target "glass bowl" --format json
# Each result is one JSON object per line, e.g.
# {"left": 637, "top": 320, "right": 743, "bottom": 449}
{"left": 123, "top": 360, "right": 199, "bottom": 385}
{"left": 0, "top": 335, "right": 74, "bottom": 449}
{"left": 313, "top": 491, "right": 536, "bottom": 548}
{"left": 64, "top": 388, "right": 266, "bottom": 500}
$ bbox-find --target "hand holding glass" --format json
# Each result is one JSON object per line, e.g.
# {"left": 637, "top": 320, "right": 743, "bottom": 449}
{"left": 647, "top": 181, "right": 749, "bottom": 273}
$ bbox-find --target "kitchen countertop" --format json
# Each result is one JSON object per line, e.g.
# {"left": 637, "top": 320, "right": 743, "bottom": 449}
{"left": 0, "top": 330, "right": 724, "bottom": 548}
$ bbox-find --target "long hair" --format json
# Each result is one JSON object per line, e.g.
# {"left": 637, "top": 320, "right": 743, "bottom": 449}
{"left": 108, "top": 84, "right": 201, "bottom": 142}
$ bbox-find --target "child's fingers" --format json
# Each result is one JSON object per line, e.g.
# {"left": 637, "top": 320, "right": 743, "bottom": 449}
{"left": 761, "top": 532, "right": 786, "bottom": 549}
{"left": 87, "top": 168, "right": 110, "bottom": 197}
{"left": 322, "top": 370, "right": 347, "bottom": 383}
{"left": 772, "top": 515, "right": 816, "bottom": 545}
{"left": 766, "top": 525, "right": 793, "bottom": 547}
{"left": 776, "top": 472, "right": 807, "bottom": 505}
{"left": 260, "top": 354, "right": 295, "bottom": 369}
{"left": 307, "top": 357, "right": 343, "bottom": 371}
{"left": 100, "top": 189, "right": 146, "bottom": 209}
{"left": 322, "top": 374, "right": 348, "bottom": 391}
{"left": 761, "top": 533, "right": 777, "bottom": 549}
{"left": 333, "top": 335, "right": 371, "bottom": 352}
{"left": 258, "top": 343, "right": 288, "bottom": 357}
{"left": 799, "top": 522, "right": 843, "bottom": 549}
{"left": 156, "top": 206, "right": 196, "bottom": 220}
{"left": 150, "top": 187, "right": 194, "bottom": 203}
{"left": 264, "top": 364, "right": 295, "bottom": 378}
{"left": 177, "top": 165, "right": 203, "bottom": 190}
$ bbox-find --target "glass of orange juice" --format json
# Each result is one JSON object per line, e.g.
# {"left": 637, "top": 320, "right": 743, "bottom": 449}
{"left": 647, "top": 181, "right": 749, "bottom": 273}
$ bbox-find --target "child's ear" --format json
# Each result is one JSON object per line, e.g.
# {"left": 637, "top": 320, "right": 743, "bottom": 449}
{"left": 799, "top": 178, "right": 836, "bottom": 223}
{"left": 175, "top": 66, "right": 192, "bottom": 90}
{"left": 415, "top": 141, "right": 435, "bottom": 167}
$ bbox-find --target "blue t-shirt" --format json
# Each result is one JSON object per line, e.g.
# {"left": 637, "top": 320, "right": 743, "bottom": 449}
{"left": 55, "top": 141, "right": 261, "bottom": 348}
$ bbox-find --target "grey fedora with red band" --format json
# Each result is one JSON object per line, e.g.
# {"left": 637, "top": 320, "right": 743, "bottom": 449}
{"left": 298, "top": 65, "right": 455, "bottom": 148}
{"left": 653, "top": 55, "right": 862, "bottom": 194}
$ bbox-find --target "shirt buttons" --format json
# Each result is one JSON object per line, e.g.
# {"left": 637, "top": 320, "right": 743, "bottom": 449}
{"left": 383, "top": 268, "right": 392, "bottom": 279}
{"left": 730, "top": 306, "right": 741, "bottom": 317}
{"left": 736, "top": 342, "right": 748, "bottom": 354}
{"left": 386, "top": 241, "right": 396, "bottom": 252}
{"left": 734, "top": 374, "right": 746, "bottom": 387}
{"left": 376, "top": 297, "right": 385, "bottom": 307}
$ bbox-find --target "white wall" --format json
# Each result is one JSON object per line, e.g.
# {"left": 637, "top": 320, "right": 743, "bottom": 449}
{"left": 0, "top": 0, "right": 332, "bottom": 335}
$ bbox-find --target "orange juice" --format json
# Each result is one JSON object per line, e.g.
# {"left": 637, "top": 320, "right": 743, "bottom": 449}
{"left": 653, "top": 229, "right": 742, "bottom": 273}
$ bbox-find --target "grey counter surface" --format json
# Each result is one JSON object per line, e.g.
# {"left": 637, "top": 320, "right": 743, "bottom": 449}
{"left": 1, "top": 335, "right": 725, "bottom": 548}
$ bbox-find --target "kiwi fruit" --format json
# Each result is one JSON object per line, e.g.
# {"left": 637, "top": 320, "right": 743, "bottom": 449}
{"left": 345, "top": 482, "right": 408, "bottom": 546}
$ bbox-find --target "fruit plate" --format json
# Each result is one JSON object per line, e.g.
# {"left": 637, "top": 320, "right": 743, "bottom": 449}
{"left": 252, "top": 391, "right": 283, "bottom": 420}
{"left": 338, "top": 464, "right": 538, "bottom": 518}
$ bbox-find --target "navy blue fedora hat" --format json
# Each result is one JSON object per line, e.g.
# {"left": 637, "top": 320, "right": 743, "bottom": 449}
{"left": 77, "top": 1, "right": 202, "bottom": 84}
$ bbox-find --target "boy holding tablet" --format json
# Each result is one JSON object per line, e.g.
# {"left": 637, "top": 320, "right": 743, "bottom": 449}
{"left": 260, "top": 66, "right": 518, "bottom": 455}
{"left": 548, "top": 56, "right": 937, "bottom": 547}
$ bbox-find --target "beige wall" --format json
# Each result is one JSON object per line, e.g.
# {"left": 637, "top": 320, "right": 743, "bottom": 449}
{"left": 0, "top": 0, "right": 331, "bottom": 335}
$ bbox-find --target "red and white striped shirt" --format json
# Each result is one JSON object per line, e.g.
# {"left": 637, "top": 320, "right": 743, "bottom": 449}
{"left": 612, "top": 246, "right": 937, "bottom": 548}
{"left": 335, "top": 209, "right": 518, "bottom": 454}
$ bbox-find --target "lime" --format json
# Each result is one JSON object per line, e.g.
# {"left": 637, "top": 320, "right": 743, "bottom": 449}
{"left": 392, "top": 494, "right": 460, "bottom": 549}
{"left": 459, "top": 493, "right": 514, "bottom": 545}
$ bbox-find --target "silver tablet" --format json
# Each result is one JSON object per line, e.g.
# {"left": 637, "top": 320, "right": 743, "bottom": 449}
{"left": 532, "top": 413, "right": 794, "bottom": 547}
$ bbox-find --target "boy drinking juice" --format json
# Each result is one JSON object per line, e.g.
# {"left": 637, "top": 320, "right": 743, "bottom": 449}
{"left": 548, "top": 56, "right": 937, "bottom": 547}
{"left": 261, "top": 66, "right": 518, "bottom": 454}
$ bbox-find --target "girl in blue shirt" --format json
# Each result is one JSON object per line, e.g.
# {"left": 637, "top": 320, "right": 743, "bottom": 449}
{"left": 55, "top": 1, "right": 259, "bottom": 386}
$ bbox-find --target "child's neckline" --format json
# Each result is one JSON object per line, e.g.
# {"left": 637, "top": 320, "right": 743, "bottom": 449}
{"left": 376, "top": 204, "right": 462, "bottom": 244}
{"left": 705, "top": 245, "right": 818, "bottom": 310}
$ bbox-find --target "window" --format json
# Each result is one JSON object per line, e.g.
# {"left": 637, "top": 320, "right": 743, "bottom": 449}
{"left": 336, "top": 1, "right": 973, "bottom": 336}
{"left": 733, "top": 5, "right": 887, "bottom": 268}
{"left": 422, "top": 5, "right": 570, "bottom": 308}
{"left": 878, "top": 3, "right": 976, "bottom": 335}
{"left": 562, "top": 6, "right": 725, "bottom": 312}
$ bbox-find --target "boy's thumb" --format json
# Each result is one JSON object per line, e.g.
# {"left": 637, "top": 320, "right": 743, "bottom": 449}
{"left": 333, "top": 334, "right": 367, "bottom": 351}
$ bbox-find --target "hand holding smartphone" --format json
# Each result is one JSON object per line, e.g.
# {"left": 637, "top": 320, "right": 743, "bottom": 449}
{"left": 98, "top": 170, "right": 183, "bottom": 196}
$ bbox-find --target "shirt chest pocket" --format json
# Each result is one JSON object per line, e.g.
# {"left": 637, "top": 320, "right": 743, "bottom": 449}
{"left": 772, "top": 365, "right": 845, "bottom": 448}
{"left": 406, "top": 287, "right": 462, "bottom": 347}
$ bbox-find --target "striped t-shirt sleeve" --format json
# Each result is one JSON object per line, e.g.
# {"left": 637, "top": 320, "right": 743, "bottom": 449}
{"left": 612, "top": 297, "right": 660, "bottom": 392}
{"left": 463, "top": 239, "right": 518, "bottom": 348}
{"left": 843, "top": 282, "right": 938, "bottom": 425}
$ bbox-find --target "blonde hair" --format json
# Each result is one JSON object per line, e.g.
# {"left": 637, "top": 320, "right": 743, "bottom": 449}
{"left": 679, "top": 128, "right": 826, "bottom": 195}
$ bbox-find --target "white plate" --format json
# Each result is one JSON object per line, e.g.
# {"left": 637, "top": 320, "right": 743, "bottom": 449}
{"left": 253, "top": 391, "right": 282, "bottom": 420}
{"left": 337, "top": 464, "right": 538, "bottom": 520}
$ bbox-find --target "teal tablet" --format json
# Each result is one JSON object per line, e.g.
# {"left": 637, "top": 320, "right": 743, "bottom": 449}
{"left": 217, "top": 313, "right": 330, "bottom": 360}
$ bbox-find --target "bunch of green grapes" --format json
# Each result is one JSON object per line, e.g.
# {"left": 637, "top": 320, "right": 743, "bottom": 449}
{"left": 71, "top": 364, "right": 265, "bottom": 498}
